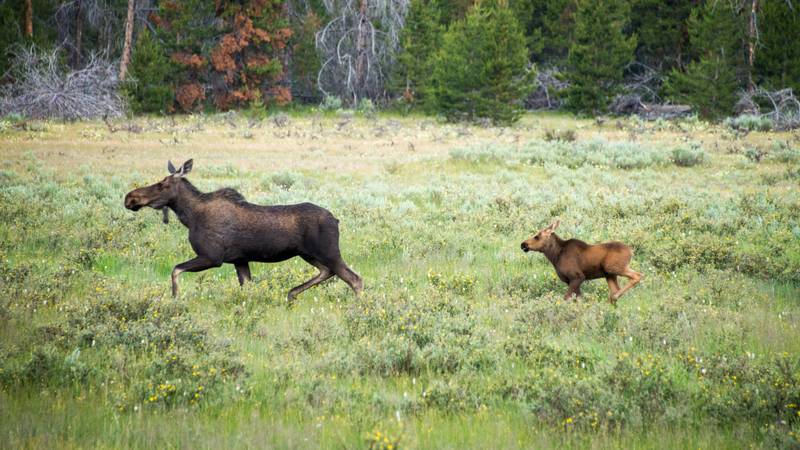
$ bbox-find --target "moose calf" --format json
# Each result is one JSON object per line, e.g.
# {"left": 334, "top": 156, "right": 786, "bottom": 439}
{"left": 124, "top": 159, "right": 363, "bottom": 301}
{"left": 521, "top": 221, "right": 642, "bottom": 304}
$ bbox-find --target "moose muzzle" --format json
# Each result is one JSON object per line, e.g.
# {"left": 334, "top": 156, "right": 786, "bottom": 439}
{"left": 124, "top": 192, "right": 144, "bottom": 211}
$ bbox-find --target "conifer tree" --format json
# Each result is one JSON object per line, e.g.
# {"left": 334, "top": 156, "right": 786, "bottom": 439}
{"left": 664, "top": 1, "right": 744, "bottom": 119}
{"left": 755, "top": 1, "right": 800, "bottom": 92}
{"left": 509, "top": 0, "right": 576, "bottom": 64}
{"left": 122, "top": 29, "right": 176, "bottom": 113}
{"left": 563, "top": 0, "right": 636, "bottom": 113}
{"left": 430, "top": 0, "right": 534, "bottom": 124}
{"left": 395, "top": 0, "right": 443, "bottom": 107}
{"left": 629, "top": 0, "right": 693, "bottom": 69}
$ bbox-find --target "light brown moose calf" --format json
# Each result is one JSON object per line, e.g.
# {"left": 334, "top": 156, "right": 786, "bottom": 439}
{"left": 521, "top": 221, "right": 642, "bottom": 304}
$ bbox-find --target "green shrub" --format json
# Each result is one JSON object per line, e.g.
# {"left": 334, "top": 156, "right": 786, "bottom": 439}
{"left": 770, "top": 141, "right": 800, "bottom": 163}
{"left": 671, "top": 144, "right": 706, "bottom": 167}
{"left": 543, "top": 128, "right": 577, "bottom": 142}
{"left": 744, "top": 147, "right": 766, "bottom": 163}
{"left": 319, "top": 95, "right": 343, "bottom": 111}
{"left": 451, "top": 140, "right": 672, "bottom": 170}
{"left": 725, "top": 115, "right": 774, "bottom": 132}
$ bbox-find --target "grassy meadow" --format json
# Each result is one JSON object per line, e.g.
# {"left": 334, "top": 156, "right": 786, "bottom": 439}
{"left": 1, "top": 112, "right": 799, "bottom": 448}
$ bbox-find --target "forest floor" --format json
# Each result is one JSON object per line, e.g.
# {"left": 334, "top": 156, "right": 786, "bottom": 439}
{"left": 1, "top": 112, "right": 799, "bottom": 448}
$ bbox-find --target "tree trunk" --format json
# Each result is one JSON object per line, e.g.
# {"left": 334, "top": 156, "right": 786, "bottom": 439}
{"left": 24, "top": 0, "right": 33, "bottom": 38}
{"left": 119, "top": 0, "right": 136, "bottom": 81}
{"left": 747, "top": 0, "right": 759, "bottom": 91}
{"left": 72, "top": 0, "right": 84, "bottom": 68}
{"left": 354, "top": 0, "right": 368, "bottom": 102}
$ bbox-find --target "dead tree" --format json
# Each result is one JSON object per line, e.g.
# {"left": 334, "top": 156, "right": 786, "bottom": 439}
{"left": 56, "top": 0, "right": 121, "bottom": 66}
{"left": 119, "top": 0, "right": 136, "bottom": 81}
{"left": 736, "top": 87, "right": 800, "bottom": 130}
{"left": 315, "top": 0, "right": 408, "bottom": 104}
{"left": 24, "top": 0, "right": 33, "bottom": 38}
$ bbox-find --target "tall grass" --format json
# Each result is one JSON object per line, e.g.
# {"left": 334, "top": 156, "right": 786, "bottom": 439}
{"left": 1, "top": 119, "right": 799, "bottom": 448}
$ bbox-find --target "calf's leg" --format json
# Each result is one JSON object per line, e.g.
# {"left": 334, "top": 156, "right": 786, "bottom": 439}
{"left": 564, "top": 276, "right": 584, "bottom": 300}
{"left": 611, "top": 268, "right": 642, "bottom": 301}
{"left": 235, "top": 262, "right": 252, "bottom": 286}
{"left": 171, "top": 256, "right": 221, "bottom": 298}
{"left": 606, "top": 275, "right": 620, "bottom": 305}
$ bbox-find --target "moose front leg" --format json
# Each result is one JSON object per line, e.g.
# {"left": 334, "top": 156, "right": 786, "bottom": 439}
{"left": 564, "top": 276, "right": 584, "bottom": 301}
{"left": 235, "top": 262, "right": 252, "bottom": 286}
{"left": 171, "top": 256, "right": 220, "bottom": 297}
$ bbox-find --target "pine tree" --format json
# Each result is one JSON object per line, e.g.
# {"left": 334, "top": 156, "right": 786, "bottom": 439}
{"left": 563, "top": 0, "right": 636, "bottom": 113}
{"left": 509, "top": 0, "right": 576, "bottom": 64}
{"left": 629, "top": 0, "right": 694, "bottom": 69}
{"left": 664, "top": 1, "right": 745, "bottom": 119}
{"left": 755, "top": 1, "right": 800, "bottom": 93}
{"left": 122, "top": 29, "right": 176, "bottom": 113}
{"left": 430, "top": 0, "right": 534, "bottom": 124}
{"left": 394, "top": 0, "right": 443, "bottom": 107}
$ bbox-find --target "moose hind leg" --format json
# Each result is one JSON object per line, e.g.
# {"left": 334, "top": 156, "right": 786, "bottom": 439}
{"left": 287, "top": 257, "right": 334, "bottom": 301}
{"left": 171, "top": 256, "right": 220, "bottom": 298}
{"left": 235, "top": 262, "right": 252, "bottom": 286}
{"left": 334, "top": 262, "right": 363, "bottom": 296}
{"left": 611, "top": 268, "right": 643, "bottom": 301}
{"left": 606, "top": 275, "right": 621, "bottom": 304}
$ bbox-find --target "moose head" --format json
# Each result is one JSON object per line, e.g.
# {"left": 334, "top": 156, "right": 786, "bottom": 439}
{"left": 520, "top": 220, "right": 560, "bottom": 253}
{"left": 124, "top": 160, "right": 193, "bottom": 216}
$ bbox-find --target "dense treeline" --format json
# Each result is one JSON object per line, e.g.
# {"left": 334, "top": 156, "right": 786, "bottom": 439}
{"left": 0, "top": 0, "right": 798, "bottom": 123}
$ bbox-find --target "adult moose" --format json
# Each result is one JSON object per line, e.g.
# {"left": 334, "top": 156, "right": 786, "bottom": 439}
{"left": 521, "top": 220, "right": 642, "bottom": 304}
{"left": 124, "top": 159, "right": 363, "bottom": 300}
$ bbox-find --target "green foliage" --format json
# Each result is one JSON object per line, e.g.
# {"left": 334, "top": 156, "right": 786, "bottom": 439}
{"left": 430, "top": 2, "right": 534, "bottom": 124}
{"left": 755, "top": 0, "right": 800, "bottom": 93}
{"left": 319, "top": 95, "right": 343, "bottom": 111}
{"left": 724, "top": 114, "right": 774, "bottom": 132}
{"left": 770, "top": 140, "right": 800, "bottom": 163}
{"left": 671, "top": 144, "right": 706, "bottom": 167}
{"left": 664, "top": 2, "right": 744, "bottom": 120}
{"left": 290, "top": 11, "right": 324, "bottom": 103}
{"left": 394, "top": 0, "right": 444, "bottom": 108}
{"left": 629, "top": 0, "right": 693, "bottom": 69}
{"left": 542, "top": 128, "right": 576, "bottom": 142}
{"left": 509, "top": 0, "right": 577, "bottom": 63}
{"left": 122, "top": 30, "right": 175, "bottom": 114}
{"left": 451, "top": 139, "right": 674, "bottom": 170}
{"left": 563, "top": 0, "right": 636, "bottom": 113}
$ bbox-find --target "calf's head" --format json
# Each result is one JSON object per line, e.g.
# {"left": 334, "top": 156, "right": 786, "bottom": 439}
{"left": 124, "top": 160, "right": 193, "bottom": 212}
{"left": 521, "top": 220, "right": 559, "bottom": 252}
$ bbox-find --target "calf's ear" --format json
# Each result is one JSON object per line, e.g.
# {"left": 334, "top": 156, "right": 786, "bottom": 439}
{"left": 168, "top": 160, "right": 177, "bottom": 174}
{"left": 549, "top": 220, "right": 560, "bottom": 231}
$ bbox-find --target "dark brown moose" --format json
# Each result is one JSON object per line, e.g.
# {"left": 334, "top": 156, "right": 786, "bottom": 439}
{"left": 521, "top": 220, "right": 642, "bottom": 304}
{"left": 124, "top": 159, "right": 363, "bottom": 300}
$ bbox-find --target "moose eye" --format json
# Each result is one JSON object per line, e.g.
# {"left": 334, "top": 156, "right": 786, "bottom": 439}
{"left": 534, "top": 236, "right": 540, "bottom": 240}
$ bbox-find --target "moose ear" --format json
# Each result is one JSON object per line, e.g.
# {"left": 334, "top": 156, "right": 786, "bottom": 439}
{"left": 549, "top": 220, "right": 560, "bottom": 231}
{"left": 180, "top": 159, "right": 193, "bottom": 176}
{"left": 167, "top": 160, "right": 177, "bottom": 174}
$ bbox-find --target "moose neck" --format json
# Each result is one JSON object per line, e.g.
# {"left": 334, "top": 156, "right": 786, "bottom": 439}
{"left": 541, "top": 234, "right": 565, "bottom": 266}
{"left": 167, "top": 180, "right": 203, "bottom": 228}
